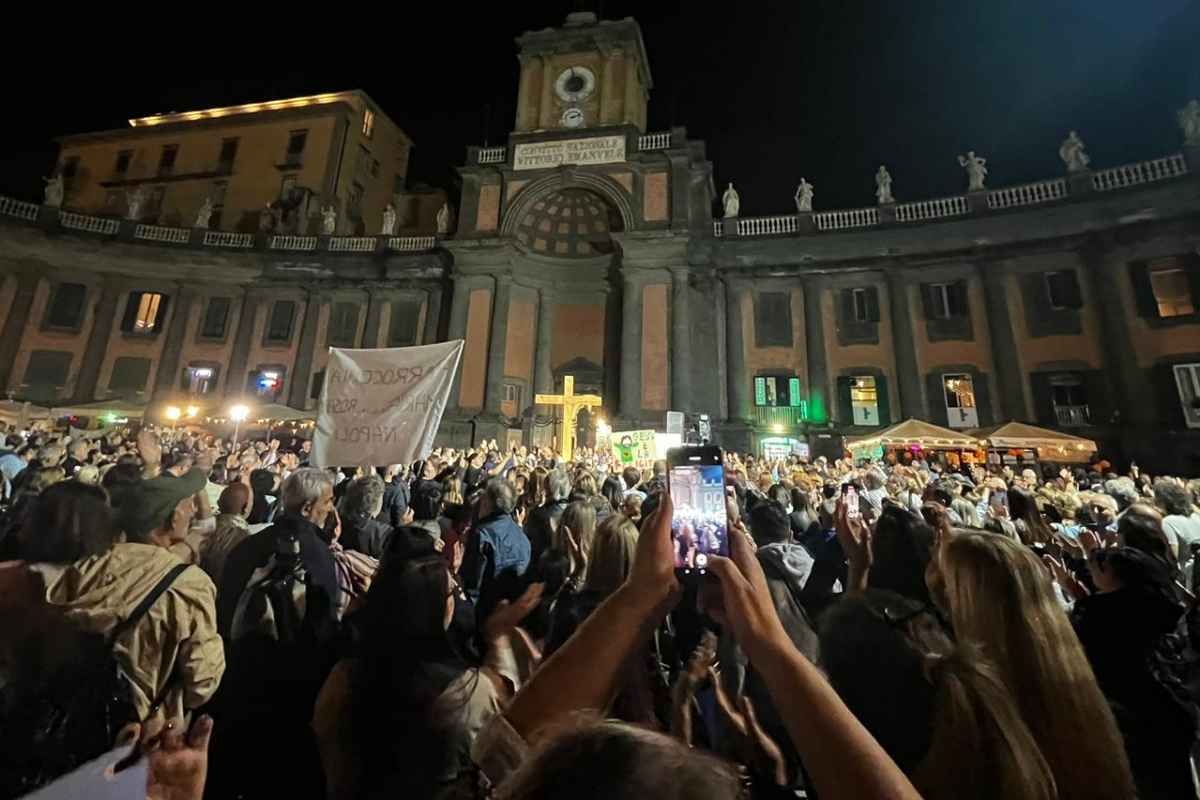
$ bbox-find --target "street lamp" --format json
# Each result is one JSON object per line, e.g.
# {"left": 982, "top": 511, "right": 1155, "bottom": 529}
{"left": 230, "top": 404, "right": 250, "bottom": 449}
{"left": 164, "top": 405, "right": 181, "bottom": 432}
{"left": 185, "top": 405, "right": 200, "bottom": 419}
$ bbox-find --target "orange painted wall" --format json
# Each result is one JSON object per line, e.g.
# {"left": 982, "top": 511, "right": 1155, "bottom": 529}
{"left": 642, "top": 283, "right": 669, "bottom": 410}
{"left": 741, "top": 287, "right": 808, "bottom": 383}
{"left": 505, "top": 298, "right": 536, "bottom": 381}
{"left": 551, "top": 302, "right": 605, "bottom": 370}
{"left": 459, "top": 288, "right": 492, "bottom": 409}
{"left": 820, "top": 283, "right": 900, "bottom": 420}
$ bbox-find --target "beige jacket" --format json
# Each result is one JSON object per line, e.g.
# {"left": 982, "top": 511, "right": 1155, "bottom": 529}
{"left": 33, "top": 542, "right": 225, "bottom": 725}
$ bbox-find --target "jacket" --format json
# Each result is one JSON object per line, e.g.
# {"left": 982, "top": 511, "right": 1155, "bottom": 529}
{"left": 379, "top": 478, "right": 411, "bottom": 528}
{"left": 341, "top": 514, "right": 395, "bottom": 559}
{"left": 199, "top": 513, "right": 251, "bottom": 588}
{"left": 33, "top": 543, "right": 225, "bottom": 725}
{"left": 218, "top": 513, "right": 340, "bottom": 641}
{"left": 524, "top": 500, "right": 567, "bottom": 564}
{"left": 463, "top": 511, "right": 530, "bottom": 603}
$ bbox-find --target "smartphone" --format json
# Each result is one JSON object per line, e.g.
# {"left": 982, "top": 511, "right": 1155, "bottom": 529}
{"left": 989, "top": 489, "right": 1008, "bottom": 510}
{"left": 668, "top": 445, "right": 729, "bottom": 576}
{"left": 842, "top": 483, "right": 862, "bottom": 520}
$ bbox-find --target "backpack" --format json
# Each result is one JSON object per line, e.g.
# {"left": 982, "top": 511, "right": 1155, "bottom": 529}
{"left": 230, "top": 534, "right": 310, "bottom": 646}
{"left": 0, "top": 563, "right": 189, "bottom": 799}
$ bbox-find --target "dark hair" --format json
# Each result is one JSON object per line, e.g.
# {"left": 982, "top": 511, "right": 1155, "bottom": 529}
{"left": 748, "top": 501, "right": 791, "bottom": 545}
{"left": 351, "top": 554, "right": 470, "bottom": 797}
{"left": 218, "top": 482, "right": 251, "bottom": 515}
{"left": 101, "top": 462, "right": 143, "bottom": 491}
{"left": 1007, "top": 487, "right": 1053, "bottom": 546}
{"left": 791, "top": 486, "right": 812, "bottom": 513}
{"left": 822, "top": 482, "right": 839, "bottom": 500}
{"left": 870, "top": 505, "right": 936, "bottom": 605}
{"left": 621, "top": 467, "right": 641, "bottom": 490}
{"left": 411, "top": 481, "right": 445, "bottom": 521}
{"left": 768, "top": 483, "right": 791, "bottom": 509}
{"left": 18, "top": 481, "right": 115, "bottom": 563}
{"left": 601, "top": 476, "right": 624, "bottom": 513}
{"left": 1118, "top": 504, "right": 1174, "bottom": 570}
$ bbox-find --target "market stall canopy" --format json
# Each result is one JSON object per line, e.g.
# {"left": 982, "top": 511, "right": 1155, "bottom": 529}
{"left": 50, "top": 399, "right": 146, "bottom": 420}
{"left": 245, "top": 403, "right": 314, "bottom": 423}
{"left": 0, "top": 400, "right": 51, "bottom": 425}
{"left": 848, "top": 418, "right": 981, "bottom": 451}
{"left": 970, "top": 421, "right": 1097, "bottom": 455}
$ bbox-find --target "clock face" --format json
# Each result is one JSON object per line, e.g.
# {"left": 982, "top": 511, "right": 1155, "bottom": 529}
{"left": 561, "top": 107, "right": 585, "bottom": 128}
{"left": 554, "top": 66, "right": 596, "bottom": 103}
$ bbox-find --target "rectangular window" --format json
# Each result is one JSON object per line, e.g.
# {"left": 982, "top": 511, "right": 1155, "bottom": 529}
{"left": 387, "top": 299, "right": 421, "bottom": 347}
{"left": 279, "top": 174, "right": 298, "bottom": 201}
{"left": 265, "top": 300, "right": 296, "bottom": 344}
{"left": 1174, "top": 363, "right": 1200, "bottom": 429}
{"left": 1050, "top": 375, "right": 1090, "bottom": 426}
{"left": 504, "top": 383, "right": 521, "bottom": 404}
{"left": 248, "top": 368, "right": 286, "bottom": 401}
{"left": 23, "top": 350, "right": 72, "bottom": 395}
{"left": 942, "top": 373, "right": 979, "bottom": 429}
{"left": 348, "top": 182, "right": 364, "bottom": 218}
{"left": 46, "top": 283, "right": 87, "bottom": 329}
{"left": 753, "top": 291, "right": 793, "bottom": 347}
{"left": 929, "top": 284, "right": 951, "bottom": 319}
{"left": 285, "top": 130, "right": 307, "bottom": 165}
{"left": 182, "top": 365, "right": 218, "bottom": 395}
{"left": 925, "top": 282, "right": 968, "bottom": 319}
{"left": 120, "top": 291, "right": 168, "bottom": 334}
{"left": 1150, "top": 268, "right": 1196, "bottom": 318}
{"left": 218, "top": 138, "right": 239, "bottom": 171}
{"left": 158, "top": 145, "right": 178, "bottom": 176}
{"left": 114, "top": 150, "right": 133, "bottom": 176}
{"left": 310, "top": 369, "right": 326, "bottom": 400}
{"left": 355, "top": 145, "right": 372, "bottom": 183}
{"left": 362, "top": 108, "right": 375, "bottom": 138}
{"left": 850, "top": 376, "right": 879, "bottom": 426}
{"left": 851, "top": 288, "right": 870, "bottom": 322}
{"left": 1044, "top": 270, "right": 1082, "bottom": 310}
{"left": 327, "top": 302, "right": 360, "bottom": 348}
{"left": 108, "top": 356, "right": 151, "bottom": 397}
{"left": 199, "top": 297, "right": 231, "bottom": 339}
{"left": 787, "top": 377, "right": 803, "bottom": 408}
{"left": 753, "top": 376, "right": 795, "bottom": 407}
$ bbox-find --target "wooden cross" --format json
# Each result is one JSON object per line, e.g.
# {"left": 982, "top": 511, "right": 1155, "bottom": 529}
{"left": 535, "top": 375, "right": 603, "bottom": 462}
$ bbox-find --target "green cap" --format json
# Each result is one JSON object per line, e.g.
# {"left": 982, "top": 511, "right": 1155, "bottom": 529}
{"left": 111, "top": 468, "right": 206, "bottom": 540}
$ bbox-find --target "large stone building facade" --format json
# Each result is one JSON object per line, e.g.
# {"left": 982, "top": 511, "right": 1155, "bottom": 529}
{"left": 1, "top": 12, "right": 1198, "bottom": 471}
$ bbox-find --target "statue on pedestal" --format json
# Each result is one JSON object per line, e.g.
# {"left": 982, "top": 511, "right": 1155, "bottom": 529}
{"left": 436, "top": 201, "right": 452, "bottom": 234}
{"left": 195, "top": 197, "right": 213, "bottom": 229}
{"left": 321, "top": 205, "right": 337, "bottom": 235}
{"left": 1179, "top": 100, "right": 1200, "bottom": 145}
{"left": 258, "top": 205, "right": 274, "bottom": 232}
{"left": 874, "top": 166, "right": 894, "bottom": 204}
{"left": 381, "top": 203, "right": 397, "bottom": 236}
{"left": 794, "top": 179, "right": 814, "bottom": 212}
{"left": 42, "top": 175, "right": 64, "bottom": 208}
{"left": 1059, "top": 131, "right": 1090, "bottom": 172}
{"left": 125, "top": 188, "right": 146, "bottom": 221}
{"left": 958, "top": 151, "right": 988, "bottom": 191}
{"left": 722, "top": 182, "right": 740, "bottom": 218}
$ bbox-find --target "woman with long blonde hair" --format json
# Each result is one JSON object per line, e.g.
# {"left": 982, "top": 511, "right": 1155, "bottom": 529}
{"left": 930, "top": 531, "right": 1136, "bottom": 800}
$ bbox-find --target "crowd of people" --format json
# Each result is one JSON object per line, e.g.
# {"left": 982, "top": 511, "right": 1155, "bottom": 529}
{"left": 1, "top": 421, "right": 1199, "bottom": 799}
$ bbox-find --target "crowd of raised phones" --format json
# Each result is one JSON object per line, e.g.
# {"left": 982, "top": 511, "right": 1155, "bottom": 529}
{"left": 1, "top": 425, "right": 1200, "bottom": 800}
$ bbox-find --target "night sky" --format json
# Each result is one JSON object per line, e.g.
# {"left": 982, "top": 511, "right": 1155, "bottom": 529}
{"left": 2, "top": 1, "right": 1197, "bottom": 215}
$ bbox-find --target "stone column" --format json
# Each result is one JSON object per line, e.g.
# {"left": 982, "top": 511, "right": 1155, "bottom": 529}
{"left": 482, "top": 275, "right": 512, "bottom": 416}
{"left": 447, "top": 278, "right": 472, "bottom": 410}
{"left": 287, "top": 291, "right": 324, "bottom": 410}
{"left": 534, "top": 287, "right": 554, "bottom": 396}
{"left": 422, "top": 284, "right": 444, "bottom": 345}
{"left": 153, "top": 286, "right": 198, "bottom": 399}
{"left": 802, "top": 275, "right": 830, "bottom": 424}
{"left": 361, "top": 289, "right": 388, "bottom": 349}
{"left": 725, "top": 278, "right": 751, "bottom": 422}
{"left": 670, "top": 267, "right": 692, "bottom": 412}
{"left": 0, "top": 272, "right": 38, "bottom": 395}
{"left": 225, "top": 292, "right": 261, "bottom": 398}
{"left": 1082, "top": 237, "right": 1151, "bottom": 427}
{"left": 981, "top": 264, "right": 1027, "bottom": 421}
{"left": 619, "top": 273, "right": 644, "bottom": 422}
{"left": 886, "top": 270, "right": 924, "bottom": 420}
{"left": 73, "top": 280, "right": 121, "bottom": 402}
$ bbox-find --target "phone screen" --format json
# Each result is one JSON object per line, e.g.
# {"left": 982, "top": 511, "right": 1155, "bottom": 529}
{"left": 669, "top": 449, "right": 729, "bottom": 574}
{"left": 843, "top": 485, "right": 861, "bottom": 519}
{"left": 990, "top": 490, "right": 1008, "bottom": 509}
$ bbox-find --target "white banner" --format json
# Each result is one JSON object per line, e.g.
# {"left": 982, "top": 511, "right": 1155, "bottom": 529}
{"left": 312, "top": 341, "right": 464, "bottom": 468}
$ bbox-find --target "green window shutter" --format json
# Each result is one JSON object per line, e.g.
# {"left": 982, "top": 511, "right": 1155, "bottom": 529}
{"left": 754, "top": 377, "right": 767, "bottom": 406}
{"left": 1129, "top": 262, "right": 1160, "bottom": 318}
{"left": 836, "top": 376, "right": 853, "bottom": 425}
{"left": 875, "top": 374, "right": 891, "bottom": 426}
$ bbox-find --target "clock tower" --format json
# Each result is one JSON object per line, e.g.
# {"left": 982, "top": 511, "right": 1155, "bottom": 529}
{"left": 513, "top": 11, "right": 652, "bottom": 132}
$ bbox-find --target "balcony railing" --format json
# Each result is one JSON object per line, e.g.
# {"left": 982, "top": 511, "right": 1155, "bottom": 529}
{"left": 59, "top": 212, "right": 119, "bottom": 236}
{"left": 1092, "top": 153, "right": 1188, "bottom": 192}
{"left": 737, "top": 214, "right": 797, "bottom": 237}
{"left": 270, "top": 235, "right": 318, "bottom": 251}
{"left": 0, "top": 196, "right": 39, "bottom": 221}
{"left": 328, "top": 236, "right": 377, "bottom": 252}
{"left": 389, "top": 235, "right": 437, "bottom": 252}
{"left": 1054, "top": 404, "right": 1091, "bottom": 427}
{"left": 134, "top": 224, "right": 190, "bottom": 244}
{"left": 638, "top": 131, "right": 672, "bottom": 151}
{"left": 814, "top": 207, "right": 879, "bottom": 231}
{"left": 750, "top": 405, "right": 808, "bottom": 430}
{"left": 713, "top": 221, "right": 724, "bottom": 237}
{"left": 203, "top": 231, "right": 254, "bottom": 248}
{"left": 895, "top": 195, "right": 970, "bottom": 223}
{"left": 478, "top": 147, "right": 507, "bottom": 165}
{"left": 987, "top": 177, "right": 1067, "bottom": 210}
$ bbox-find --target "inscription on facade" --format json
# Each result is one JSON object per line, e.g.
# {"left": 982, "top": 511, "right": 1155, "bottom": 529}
{"left": 513, "top": 135, "right": 626, "bottom": 171}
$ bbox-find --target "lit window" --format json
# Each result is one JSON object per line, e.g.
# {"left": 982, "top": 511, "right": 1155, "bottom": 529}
{"left": 1174, "top": 363, "right": 1200, "bottom": 429}
{"left": 753, "top": 376, "right": 804, "bottom": 409}
{"left": 362, "top": 108, "right": 375, "bottom": 138}
{"left": 184, "top": 365, "right": 217, "bottom": 395}
{"left": 1150, "top": 269, "right": 1196, "bottom": 318}
{"left": 851, "top": 289, "right": 870, "bottom": 322}
{"left": 942, "top": 373, "right": 978, "bottom": 429}
{"left": 1050, "top": 375, "right": 1090, "bottom": 427}
{"left": 121, "top": 291, "right": 167, "bottom": 334}
{"left": 248, "top": 368, "right": 286, "bottom": 401}
{"left": 134, "top": 293, "right": 161, "bottom": 330}
{"left": 850, "top": 376, "right": 879, "bottom": 425}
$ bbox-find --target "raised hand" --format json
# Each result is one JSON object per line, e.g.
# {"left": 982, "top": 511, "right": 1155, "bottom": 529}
{"left": 834, "top": 497, "right": 872, "bottom": 591}
{"left": 146, "top": 715, "right": 214, "bottom": 800}
{"left": 703, "top": 519, "right": 789, "bottom": 661}
{"left": 483, "top": 582, "right": 545, "bottom": 641}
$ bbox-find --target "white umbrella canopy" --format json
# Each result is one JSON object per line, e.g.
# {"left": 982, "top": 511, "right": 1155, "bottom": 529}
{"left": 50, "top": 398, "right": 147, "bottom": 420}
{"left": 847, "top": 418, "right": 982, "bottom": 451}
{"left": 0, "top": 399, "right": 51, "bottom": 426}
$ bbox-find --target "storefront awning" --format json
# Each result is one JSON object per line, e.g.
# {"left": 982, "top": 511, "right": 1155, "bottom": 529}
{"left": 847, "top": 418, "right": 981, "bottom": 451}
{"left": 970, "top": 421, "right": 1097, "bottom": 455}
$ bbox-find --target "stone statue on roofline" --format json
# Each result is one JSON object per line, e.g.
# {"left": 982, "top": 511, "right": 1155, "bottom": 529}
{"left": 875, "top": 166, "right": 894, "bottom": 204}
{"left": 321, "top": 205, "right": 337, "bottom": 235}
{"left": 436, "top": 201, "right": 452, "bottom": 234}
{"left": 958, "top": 151, "right": 988, "bottom": 191}
{"left": 195, "top": 197, "right": 213, "bottom": 229}
{"left": 794, "top": 179, "right": 814, "bottom": 212}
{"left": 1180, "top": 100, "right": 1200, "bottom": 145}
{"left": 125, "top": 187, "right": 146, "bottom": 221}
{"left": 381, "top": 203, "right": 397, "bottom": 236}
{"left": 43, "top": 175, "right": 64, "bottom": 208}
{"left": 1059, "top": 131, "right": 1090, "bottom": 173}
{"left": 722, "top": 182, "right": 740, "bottom": 218}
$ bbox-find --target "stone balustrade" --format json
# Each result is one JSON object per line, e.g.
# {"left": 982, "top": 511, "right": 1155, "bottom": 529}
{"left": 328, "top": 236, "right": 376, "bottom": 252}
{"left": 1092, "top": 153, "right": 1188, "bottom": 191}
{"left": 203, "top": 231, "right": 254, "bottom": 248}
{"left": 894, "top": 195, "right": 971, "bottom": 223}
{"left": 134, "top": 224, "right": 190, "bottom": 244}
{"left": 389, "top": 235, "right": 437, "bottom": 252}
{"left": 713, "top": 221, "right": 724, "bottom": 238}
{"left": 814, "top": 207, "right": 879, "bottom": 231}
{"left": 987, "top": 177, "right": 1066, "bottom": 210}
{"left": 59, "top": 211, "right": 119, "bottom": 236}
{"left": 0, "top": 196, "right": 39, "bottom": 221}
{"left": 269, "top": 235, "right": 318, "bottom": 251}
{"left": 737, "top": 215, "right": 798, "bottom": 236}
{"left": 638, "top": 131, "right": 672, "bottom": 150}
{"left": 478, "top": 147, "right": 507, "bottom": 164}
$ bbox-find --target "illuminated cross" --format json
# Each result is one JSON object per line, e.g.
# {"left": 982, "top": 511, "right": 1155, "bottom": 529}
{"left": 535, "top": 375, "right": 603, "bottom": 462}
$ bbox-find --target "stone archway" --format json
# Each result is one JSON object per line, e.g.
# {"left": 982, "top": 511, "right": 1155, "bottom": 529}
{"left": 501, "top": 171, "right": 634, "bottom": 248}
